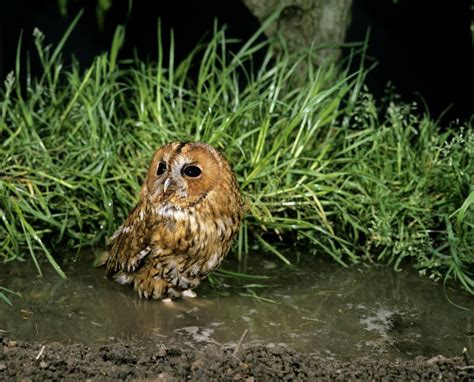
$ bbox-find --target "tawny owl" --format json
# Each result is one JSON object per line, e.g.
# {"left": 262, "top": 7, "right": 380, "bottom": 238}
{"left": 103, "top": 141, "right": 244, "bottom": 300}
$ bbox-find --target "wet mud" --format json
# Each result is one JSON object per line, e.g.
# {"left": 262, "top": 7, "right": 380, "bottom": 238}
{"left": 1, "top": 336, "right": 472, "bottom": 381}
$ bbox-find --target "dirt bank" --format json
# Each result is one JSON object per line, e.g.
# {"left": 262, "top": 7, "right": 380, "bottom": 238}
{"left": 0, "top": 336, "right": 472, "bottom": 381}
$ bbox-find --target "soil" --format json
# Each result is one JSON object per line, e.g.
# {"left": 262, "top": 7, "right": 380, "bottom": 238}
{"left": 1, "top": 336, "right": 472, "bottom": 381}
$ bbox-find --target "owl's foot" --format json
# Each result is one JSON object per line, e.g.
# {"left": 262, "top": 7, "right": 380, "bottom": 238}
{"left": 182, "top": 289, "right": 197, "bottom": 298}
{"left": 134, "top": 268, "right": 169, "bottom": 299}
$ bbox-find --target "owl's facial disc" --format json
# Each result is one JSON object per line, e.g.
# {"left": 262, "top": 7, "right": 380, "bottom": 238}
{"left": 141, "top": 142, "right": 222, "bottom": 204}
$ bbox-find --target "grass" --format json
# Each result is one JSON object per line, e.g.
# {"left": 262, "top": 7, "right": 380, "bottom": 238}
{"left": 0, "top": 19, "right": 473, "bottom": 294}
{"left": 0, "top": 286, "right": 22, "bottom": 306}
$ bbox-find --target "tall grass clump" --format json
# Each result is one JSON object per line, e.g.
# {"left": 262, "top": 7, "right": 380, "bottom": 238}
{"left": 0, "top": 21, "right": 472, "bottom": 293}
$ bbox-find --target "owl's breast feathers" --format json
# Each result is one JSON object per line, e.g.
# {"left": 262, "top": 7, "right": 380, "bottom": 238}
{"left": 105, "top": 193, "right": 242, "bottom": 295}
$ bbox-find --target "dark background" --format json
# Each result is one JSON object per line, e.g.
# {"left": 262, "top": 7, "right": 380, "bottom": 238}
{"left": 0, "top": 0, "right": 472, "bottom": 123}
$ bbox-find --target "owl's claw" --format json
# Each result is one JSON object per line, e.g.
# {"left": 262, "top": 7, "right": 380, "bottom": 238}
{"left": 182, "top": 289, "right": 197, "bottom": 298}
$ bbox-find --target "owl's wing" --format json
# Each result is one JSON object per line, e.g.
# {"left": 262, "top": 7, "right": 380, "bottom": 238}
{"left": 105, "top": 202, "right": 155, "bottom": 278}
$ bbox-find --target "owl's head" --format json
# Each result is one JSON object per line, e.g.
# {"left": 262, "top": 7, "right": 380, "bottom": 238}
{"left": 140, "top": 141, "right": 234, "bottom": 207}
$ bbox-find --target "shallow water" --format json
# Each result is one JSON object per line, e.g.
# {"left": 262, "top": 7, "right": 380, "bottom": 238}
{"left": 0, "top": 253, "right": 472, "bottom": 361}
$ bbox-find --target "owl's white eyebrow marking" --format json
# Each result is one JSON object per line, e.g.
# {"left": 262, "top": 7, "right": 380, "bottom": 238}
{"left": 172, "top": 155, "right": 193, "bottom": 171}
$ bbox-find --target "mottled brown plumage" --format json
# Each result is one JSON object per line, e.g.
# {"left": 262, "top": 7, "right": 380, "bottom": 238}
{"left": 104, "top": 142, "right": 243, "bottom": 300}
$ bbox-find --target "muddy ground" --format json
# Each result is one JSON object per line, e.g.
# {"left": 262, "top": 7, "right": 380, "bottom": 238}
{"left": 1, "top": 336, "right": 472, "bottom": 381}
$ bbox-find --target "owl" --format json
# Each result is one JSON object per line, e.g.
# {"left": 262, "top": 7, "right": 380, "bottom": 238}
{"left": 103, "top": 141, "right": 244, "bottom": 301}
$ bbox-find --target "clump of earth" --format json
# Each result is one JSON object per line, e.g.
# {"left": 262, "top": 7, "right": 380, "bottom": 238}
{"left": 1, "top": 336, "right": 472, "bottom": 381}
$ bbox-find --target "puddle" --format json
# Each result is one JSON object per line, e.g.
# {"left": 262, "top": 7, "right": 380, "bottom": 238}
{"left": 0, "top": 253, "right": 472, "bottom": 361}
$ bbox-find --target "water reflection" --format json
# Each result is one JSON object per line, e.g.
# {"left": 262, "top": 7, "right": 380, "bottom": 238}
{"left": 0, "top": 253, "right": 472, "bottom": 360}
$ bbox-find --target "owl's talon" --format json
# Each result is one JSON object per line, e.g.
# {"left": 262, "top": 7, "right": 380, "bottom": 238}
{"left": 182, "top": 289, "right": 197, "bottom": 298}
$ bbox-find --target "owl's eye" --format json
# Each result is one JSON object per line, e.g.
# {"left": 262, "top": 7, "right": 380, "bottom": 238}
{"left": 182, "top": 165, "right": 202, "bottom": 177}
{"left": 157, "top": 162, "right": 167, "bottom": 176}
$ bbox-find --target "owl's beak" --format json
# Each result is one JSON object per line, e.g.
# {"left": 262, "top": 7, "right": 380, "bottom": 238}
{"left": 163, "top": 177, "right": 172, "bottom": 192}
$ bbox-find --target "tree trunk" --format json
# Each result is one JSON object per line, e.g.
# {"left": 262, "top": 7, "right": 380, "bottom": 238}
{"left": 242, "top": 0, "right": 352, "bottom": 66}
